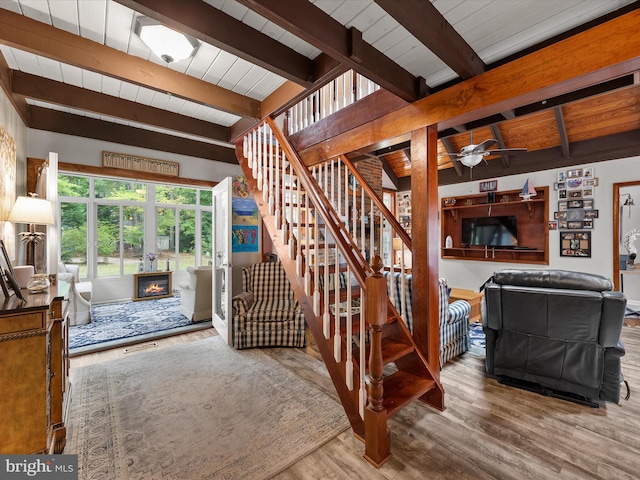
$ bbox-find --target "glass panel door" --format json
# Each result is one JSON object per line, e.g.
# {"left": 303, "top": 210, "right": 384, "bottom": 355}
{"left": 212, "top": 178, "right": 232, "bottom": 345}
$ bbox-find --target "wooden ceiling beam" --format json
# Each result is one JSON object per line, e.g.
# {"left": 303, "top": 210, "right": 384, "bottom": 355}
{"left": 296, "top": 10, "right": 640, "bottom": 165}
{"left": 554, "top": 106, "right": 571, "bottom": 158}
{"left": 374, "top": 0, "right": 486, "bottom": 79}
{"left": 0, "top": 8, "right": 259, "bottom": 119}
{"left": 238, "top": 0, "right": 426, "bottom": 102}
{"left": 28, "top": 107, "right": 238, "bottom": 164}
{"left": 440, "top": 137, "right": 463, "bottom": 176}
{"left": 12, "top": 72, "right": 232, "bottom": 144}
{"left": 115, "top": 0, "right": 314, "bottom": 87}
{"left": 489, "top": 124, "right": 511, "bottom": 169}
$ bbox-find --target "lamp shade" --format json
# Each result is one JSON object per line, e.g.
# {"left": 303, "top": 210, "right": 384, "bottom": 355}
{"left": 8, "top": 196, "right": 55, "bottom": 225}
{"left": 392, "top": 237, "right": 403, "bottom": 251}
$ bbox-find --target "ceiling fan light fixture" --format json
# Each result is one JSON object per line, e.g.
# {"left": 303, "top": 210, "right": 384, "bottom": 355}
{"left": 460, "top": 153, "right": 484, "bottom": 168}
{"left": 135, "top": 17, "right": 199, "bottom": 64}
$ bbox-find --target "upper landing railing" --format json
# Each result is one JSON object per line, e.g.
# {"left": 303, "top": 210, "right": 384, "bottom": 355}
{"left": 287, "top": 70, "right": 380, "bottom": 134}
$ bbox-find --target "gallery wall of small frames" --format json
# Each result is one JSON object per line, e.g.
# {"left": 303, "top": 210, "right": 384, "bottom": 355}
{"left": 551, "top": 167, "right": 598, "bottom": 257}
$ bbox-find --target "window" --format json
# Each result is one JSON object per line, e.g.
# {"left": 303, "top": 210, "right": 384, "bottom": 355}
{"left": 59, "top": 173, "right": 212, "bottom": 280}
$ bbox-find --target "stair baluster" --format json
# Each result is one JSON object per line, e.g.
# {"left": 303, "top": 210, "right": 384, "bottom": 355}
{"left": 236, "top": 119, "right": 444, "bottom": 468}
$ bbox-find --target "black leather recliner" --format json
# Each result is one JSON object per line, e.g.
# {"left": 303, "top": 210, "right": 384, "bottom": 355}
{"left": 483, "top": 269, "right": 626, "bottom": 405}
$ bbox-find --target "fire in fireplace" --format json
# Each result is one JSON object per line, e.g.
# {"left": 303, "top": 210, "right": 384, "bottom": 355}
{"left": 134, "top": 272, "right": 172, "bottom": 301}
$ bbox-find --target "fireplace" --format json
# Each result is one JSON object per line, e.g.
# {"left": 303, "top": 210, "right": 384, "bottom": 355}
{"left": 133, "top": 271, "right": 173, "bottom": 301}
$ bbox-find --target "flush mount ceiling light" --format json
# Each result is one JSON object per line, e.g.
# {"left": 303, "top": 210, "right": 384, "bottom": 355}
{"left": 135, "top": 16, "right": 199, "bottom": 64}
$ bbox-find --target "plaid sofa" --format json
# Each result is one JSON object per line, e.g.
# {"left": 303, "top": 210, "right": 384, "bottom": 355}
{"left": 232, "top": 262, "right": 306, "bottom": 349}
{"left": 384, "top": 272, "right": 470, "bottom": 367}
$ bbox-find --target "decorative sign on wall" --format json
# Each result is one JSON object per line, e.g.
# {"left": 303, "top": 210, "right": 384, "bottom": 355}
{"left": 479, "top": 179, "right": 498, "bottom": 192}
{"left": 554, "top": 167, "right": 597, "bottom": 257}
{"left": 102, "top": 151, "right": 179, "bottom": 177}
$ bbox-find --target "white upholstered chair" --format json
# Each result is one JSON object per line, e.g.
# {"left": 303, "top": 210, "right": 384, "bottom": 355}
{"left": 179, "top": 265, "right": 212, "bottom": 322}
{"left": 58, "top": 262, "right": 92, "bottom": 326}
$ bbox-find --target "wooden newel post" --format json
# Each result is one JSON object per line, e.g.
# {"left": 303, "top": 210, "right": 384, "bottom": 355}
{"left": 363, "top": 255, "right": 391, "bottom": 467}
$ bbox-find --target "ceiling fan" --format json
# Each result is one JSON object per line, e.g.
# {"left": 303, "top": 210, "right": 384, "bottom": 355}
{"left": 441, "top": 131, "right": 527, "bottom": 171}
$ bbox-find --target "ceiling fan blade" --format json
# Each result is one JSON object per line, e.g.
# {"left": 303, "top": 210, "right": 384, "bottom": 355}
{"left": 471, "top": 139, "right": 498, "bottom": 154}
{"left": 485, "top": 147, "right": 528, "bottom": 155}
{"left": 438, "top": 152, "right": 463, "bottom": 157}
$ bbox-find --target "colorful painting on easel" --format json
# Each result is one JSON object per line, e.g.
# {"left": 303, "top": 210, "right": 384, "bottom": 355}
{"left": 232, "top": 196, "right": 258, "bottom": 252}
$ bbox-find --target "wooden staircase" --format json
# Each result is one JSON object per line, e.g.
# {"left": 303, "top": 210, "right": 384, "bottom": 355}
{"left": 235, "top": 118, "right": 444, "bottom": 467}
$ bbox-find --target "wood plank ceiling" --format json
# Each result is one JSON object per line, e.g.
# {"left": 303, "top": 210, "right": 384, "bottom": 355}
{"left": 0, "top": 0, "right": 638, "bottom": 186}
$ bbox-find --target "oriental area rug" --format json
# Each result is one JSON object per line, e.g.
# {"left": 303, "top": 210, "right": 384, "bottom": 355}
{"left": 468, "top": 323, "right": 486, "bottom": 358}
{"left": 69, "top": 295, "right": 196, "bottom": 350}
{"left": 65, "top": 336, "right": 349, "bottom": 480}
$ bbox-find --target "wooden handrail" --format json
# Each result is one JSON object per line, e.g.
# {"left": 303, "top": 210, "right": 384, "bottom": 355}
{"left": 266, "top": 117, "right": 369, "bottom": 288}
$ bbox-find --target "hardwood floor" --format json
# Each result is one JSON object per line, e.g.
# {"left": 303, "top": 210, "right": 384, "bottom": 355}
{"left": 69, "top": 325, "right": 640, "bottom": 479}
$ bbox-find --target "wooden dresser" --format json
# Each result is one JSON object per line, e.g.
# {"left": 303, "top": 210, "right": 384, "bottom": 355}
{"left": 0, "top": 282, "right": 70, "bottom": 454}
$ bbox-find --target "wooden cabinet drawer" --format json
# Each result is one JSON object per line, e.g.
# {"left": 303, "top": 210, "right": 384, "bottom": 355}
{"left": 49, "top": 299, "right": 63, "bottom": 320}
{"left": 0, "top": 311, "right": 45, "bottom": 335}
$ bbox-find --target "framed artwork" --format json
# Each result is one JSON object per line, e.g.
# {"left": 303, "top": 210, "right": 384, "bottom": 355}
{"left": 0, "top": 239, "right": 24, "bottom": 301}
{"left": 567, "top": 168, "right": 583, "bottom": 178}
{"left": 567, "top": 189, "right": 582, "bottom": 199}
{"left": 582, "top": 199, "right": 594, "bottom": 209}
{"left": 558, "top": 201, "right": 568, "bottom": 211}
{"left": 566, "top": 209, "right": 585, "bottom": 221}
{"left": 583, "top": 167, "right": 594, "bottom": 178}
{"left": 583, "top": 178, "right": 598, "bottom": 187}
{"left": 0, "top": 267, "right": 8, "bottom": 297}
{"left": 567, "top": 178, "right": 583, "bottom": 189}
{"left": 560, "top": 231, "right": 591, "bottom": 257}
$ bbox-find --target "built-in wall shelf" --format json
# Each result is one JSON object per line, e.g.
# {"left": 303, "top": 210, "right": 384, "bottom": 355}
{"left": 441, "top": 187, "right": 549, "bottom": 264}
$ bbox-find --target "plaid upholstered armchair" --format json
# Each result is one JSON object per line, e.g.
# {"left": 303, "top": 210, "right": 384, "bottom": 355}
{"left": 385, "top": 273, "right": 470, "bottom": 367}
{"left": 232, "top": 261, "right": 306, "bottom": 349}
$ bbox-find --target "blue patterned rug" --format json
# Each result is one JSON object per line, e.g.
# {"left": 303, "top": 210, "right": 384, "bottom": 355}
{"left": 69, "top": 296, "right": 199, "bottom": 350}
{"left": 468, "top": 322, "right": 486, "bottom": 357}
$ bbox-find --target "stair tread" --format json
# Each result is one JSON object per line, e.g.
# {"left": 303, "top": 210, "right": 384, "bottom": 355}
{"left": 353, "top": 337, "right": 414, "bottom": 368}
{"left": 340, "top": 310, "right": 396, "bottom": 335}
{"left": 382, "top": 371, "right": 436, "bottom": 417}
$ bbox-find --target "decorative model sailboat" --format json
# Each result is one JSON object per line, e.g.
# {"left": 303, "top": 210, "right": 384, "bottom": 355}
{"left": 519, "top": 178, "right": 537, "bottom": 201}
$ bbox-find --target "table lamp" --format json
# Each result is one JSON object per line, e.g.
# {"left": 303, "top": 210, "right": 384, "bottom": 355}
{"left": 8, "top": 194, "right": 55, "bottom": 272}
{"left": 392, "top": 237, "right": 403, "bottom": 265}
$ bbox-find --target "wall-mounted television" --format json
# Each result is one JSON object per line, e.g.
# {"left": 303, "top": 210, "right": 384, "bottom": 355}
{"left": 461, "top": 215, "right": 518, "bottom": 248}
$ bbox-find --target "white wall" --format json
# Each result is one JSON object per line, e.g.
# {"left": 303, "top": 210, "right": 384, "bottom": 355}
{"left": 27, "top": 129, "right": 242, "bottom": 183}
{"left": 27, "top": 129, "right": 243, "bottom": 303}
{"left": 438, "top": 156, "right": 640, "bottom": 296}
